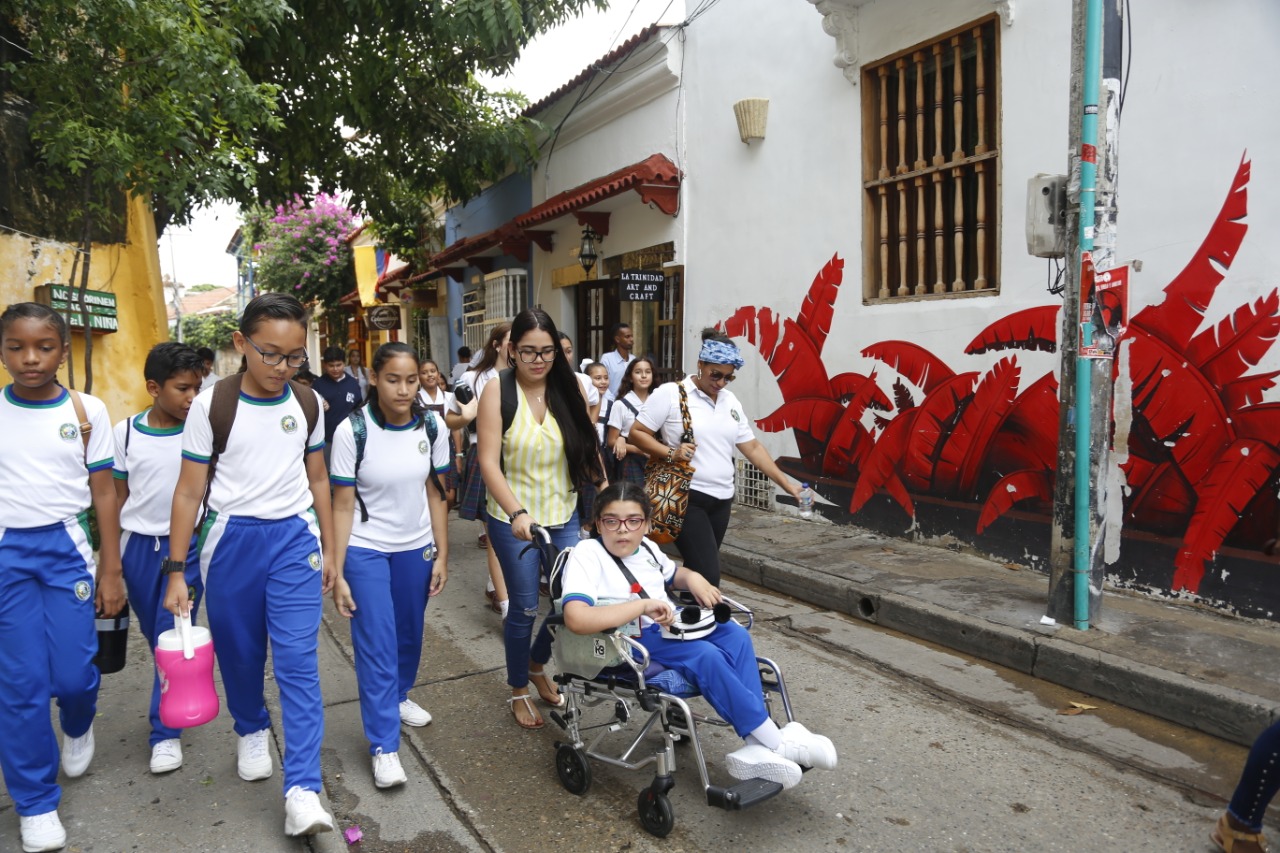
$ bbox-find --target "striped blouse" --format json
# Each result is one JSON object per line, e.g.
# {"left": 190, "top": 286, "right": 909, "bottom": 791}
{"left": 485, "top": 384, "right": 575, "bottom": 526}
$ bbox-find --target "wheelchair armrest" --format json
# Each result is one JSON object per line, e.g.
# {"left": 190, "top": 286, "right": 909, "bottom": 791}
{"left": 616, "top": 634, "right": 652, "bottom": 676}
{"left": 720, "top": 594, "right": 754, "bottom": 630}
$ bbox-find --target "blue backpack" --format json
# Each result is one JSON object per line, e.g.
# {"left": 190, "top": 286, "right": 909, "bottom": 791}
{"left": 350, "top": 405, "right": 442, "bottom": 523}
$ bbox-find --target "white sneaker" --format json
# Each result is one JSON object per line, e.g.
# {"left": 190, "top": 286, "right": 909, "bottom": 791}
{"left": 372, "top": 749, "right": 407, "bottom": 788}
{"left": 150, "top": 739, "right": 183, "bottom": 774}
{"left": 60, "top": 726, "right": 94, "bottom": 778}
{"left": 398, "top": 699, "right": 432, "bottom": 727}
{"left": 724, "top": 743, "right": 802, "bottom": 790}
{"left": 283, "top": 786, "right": 334, "bottom": 836}
{"left": 19, "top": 810, "right": 66, "bottom": 852}
{"left": 236, "top": 729, "right": 273, "bottom": 781}
{"left": 775, "top": 721, "right": 838, "bottom": 770}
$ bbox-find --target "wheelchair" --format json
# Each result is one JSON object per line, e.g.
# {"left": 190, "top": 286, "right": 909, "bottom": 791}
{"left": 530, "top": 526, "right": 799, "bottom": 838}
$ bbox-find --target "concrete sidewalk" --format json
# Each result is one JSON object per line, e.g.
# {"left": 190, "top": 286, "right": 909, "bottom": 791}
{"left": 718, "top": 506, "right": 1280, "bottom": 748}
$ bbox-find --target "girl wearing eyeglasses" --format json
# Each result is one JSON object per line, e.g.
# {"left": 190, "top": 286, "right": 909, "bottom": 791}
{"left": 629, "top": 329, "right": 803, "bottom": 587}
{"left": 477, "top": 308, "right": 604, "bottom": 730}
{"left": 560, "top": 481, "right": 836, "bottom": 789}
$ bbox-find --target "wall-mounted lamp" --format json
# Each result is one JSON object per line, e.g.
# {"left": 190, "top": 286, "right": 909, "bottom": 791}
{"left": 733, "top": 98, "right": 769, "bottom": 144}
{"left": 579, "top": 225, "right": 600, "bottom": 275}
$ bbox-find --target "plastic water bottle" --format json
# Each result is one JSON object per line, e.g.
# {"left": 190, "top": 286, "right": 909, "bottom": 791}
{"left": 798, "top": 483, "right": 814, "bottom": 520}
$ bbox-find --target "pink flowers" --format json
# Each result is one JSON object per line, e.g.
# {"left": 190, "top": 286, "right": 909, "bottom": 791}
{"left": 247, "top": 192, "right": 357, "bottom": 307}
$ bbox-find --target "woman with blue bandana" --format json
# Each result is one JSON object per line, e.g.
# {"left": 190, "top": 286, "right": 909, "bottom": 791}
{"left": 630, "top": 328, "right": 803, "bottom": 586}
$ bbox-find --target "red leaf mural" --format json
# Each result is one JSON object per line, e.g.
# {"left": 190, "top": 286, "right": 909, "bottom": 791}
{"left": 1172, "top": 439, "right": 1280, "bottom": 592}
{"left": 851, "top": 410, "right": 919, "bottom": 516}
{"left": 1131, "top": 155, "right": 1250, "bottom": 350}
{"left": 862, "top": 341, "right": 956, "bottom": 394}
{"left": 831, "top": 372, "right": 892, "bottom": 410}
{"left": 795, "top": 254, "right": 844, "bottom": 355}
{"left": 977, "top": 470, "right": 1053, "bottom": 534}
{"left": 756, "top": 397, "right": 844, "bottom": 444}
{"left": 935, "top": 357, "right": 1022, "bottom": 497}
{"left": 1125, "top": 461, "right": 1197, "bottom": 536}
{"left": 822, "top": 372, "right": 883, "bottom": 479}
{"left": 901, "top": 372, "right": 978, "bottom": 491}
{"left": 1223, "top": 371, "right": 1280, "bottom": 411}
{"left": 1233, "top": 403, "right": 1280, "bottom": 442}
{"left": 984, "top": 372, "right": 1060, "bottom": 478}
{"left": 966, "top": 306, "right": 1060, "bottom": 355}
{"left": 1185, "top": 290, "right": 1280, "bottom": 387}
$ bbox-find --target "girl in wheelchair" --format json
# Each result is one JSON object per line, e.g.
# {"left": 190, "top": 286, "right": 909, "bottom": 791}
{"left": 559, "top": 481, "right": 837, "bottom": 789}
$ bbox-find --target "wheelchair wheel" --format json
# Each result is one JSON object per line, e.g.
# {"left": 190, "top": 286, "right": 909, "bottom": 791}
{"left": 555, "top": 744, "right": 592, "bottom": 795}
{"left": 637, "top": 788, "right": 675, "bottom": 838}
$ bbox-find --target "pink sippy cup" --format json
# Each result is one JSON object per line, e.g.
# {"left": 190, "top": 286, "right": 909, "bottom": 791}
{"left": 156, "top": 613, "right": 219, "bottom": 729}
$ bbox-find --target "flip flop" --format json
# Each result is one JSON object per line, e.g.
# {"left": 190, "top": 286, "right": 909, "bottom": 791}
{"left": 508, "top": 695, "right": 543, "bottom": 730}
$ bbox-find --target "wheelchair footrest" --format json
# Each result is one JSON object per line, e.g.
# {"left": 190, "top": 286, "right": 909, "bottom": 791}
{"left": 706, "top": 778, "right": 785, "bottom": 811}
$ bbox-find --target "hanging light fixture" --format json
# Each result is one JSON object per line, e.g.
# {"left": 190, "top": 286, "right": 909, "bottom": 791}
{"left": 578, "top": 225, "right": 599, "bottom": 275}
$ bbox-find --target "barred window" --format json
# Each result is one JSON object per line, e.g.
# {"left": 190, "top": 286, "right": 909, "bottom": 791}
{"left": 863, "top": 20, "right": 999, "bottom": 301}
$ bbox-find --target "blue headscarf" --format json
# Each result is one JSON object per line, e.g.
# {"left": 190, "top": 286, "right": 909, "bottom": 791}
{"left": 698, "top": 338, "right": 744, "bottom": 369}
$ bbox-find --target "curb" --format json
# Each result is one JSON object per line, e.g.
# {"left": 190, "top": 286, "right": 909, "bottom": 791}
{"left": 719, "top": 541, "right": 1276, "bottom": 747}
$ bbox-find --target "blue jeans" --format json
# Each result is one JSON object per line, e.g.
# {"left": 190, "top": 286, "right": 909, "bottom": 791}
{"left": 1229, "top": 719, "right": 1280, "bottom": 831}
{"left": 487, "top": 512, "right": 579, "bottom": 689}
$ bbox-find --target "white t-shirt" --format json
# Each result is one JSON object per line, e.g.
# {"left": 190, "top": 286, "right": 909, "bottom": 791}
{"left": 560, "top": 538, "right": 676, "bottom": 628}
{"left": 113, "top": 410, "right": 184, "bottom": 536}
{"left": 606, "top": 392, "right": 644, "bottom": 438}
{"left": 0, "top": 386, "right": 113, "bottom": 528}
{"left": 448, "top": 367, "right": 498, "bottom": 445}
{"left": 330, "top": 405, "right": 451, "bottom": 552}
{"left": 181, "top": 384, "right": 325, "bottom": 520}
{"left": 637, "top": 378, "right": 754, "bottom": 500}
{"left": 417, "top": 386, "right": 454, "bottom": 421}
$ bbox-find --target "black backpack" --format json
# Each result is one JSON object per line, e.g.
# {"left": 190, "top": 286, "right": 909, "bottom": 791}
{"left": 349, "top": 405, "right": 444, "bottom": 522}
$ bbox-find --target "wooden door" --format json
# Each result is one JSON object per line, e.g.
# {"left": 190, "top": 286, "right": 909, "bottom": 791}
{"left": 576, "top": 278, "right": 619, "bottom": 364}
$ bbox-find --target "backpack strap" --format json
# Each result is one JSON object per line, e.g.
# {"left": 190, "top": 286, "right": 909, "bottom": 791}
{"left": 200, "top": 373, "right": 243, "bottom": 528}
{"left": 125, "top": 414, "right": 133, "bottom": 454}
{"left": 423, "top": 411, "right": 446, "bottom": 501}
{"left": 68, "top": 389, "right": 91, "bottom": 465}
{"left": 598, "top": 397, "right": 614, "bottom": 427}
{"left": 351, "top": 406, "right": 370, "bottom": 523}
{"left": 499, "top": 368, "right": 518, "bottom": 435}
{"left": 290, "top": 379, "right": 320, "bottom": 443}
{"left": 620, "top": 397, "right": 639, "bottom": 417}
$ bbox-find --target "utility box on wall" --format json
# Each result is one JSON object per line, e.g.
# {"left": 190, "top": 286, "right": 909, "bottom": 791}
{"left": 1026, "top": 174, "right": 1068, "bottom": 259}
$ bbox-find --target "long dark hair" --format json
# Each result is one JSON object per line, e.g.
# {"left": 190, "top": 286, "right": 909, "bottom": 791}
{"left": 473, "top": 321, "right": 512, "bottom": 375}
{"left": 510, "top": 308, "right": 602, "bottom": 490}
{"left": 618, "top": 355, "right": 657, "bottom": 399}
{"left": 366, "top": 342, "right": 428, "bottom": 431}
{"left": 0, "top": 302, "right": 68, "bottom": 344}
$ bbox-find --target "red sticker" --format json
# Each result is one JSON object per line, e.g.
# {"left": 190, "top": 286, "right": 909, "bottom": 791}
{"left": 1081, "top": 143, "right": 1097, "bottom": 164}
{"left": 630, "top": 583, "right": 642, "bottom": 594}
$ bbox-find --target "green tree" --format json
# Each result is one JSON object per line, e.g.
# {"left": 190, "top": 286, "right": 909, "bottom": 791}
{"left": 246, "top": 194, "right": 357, "bottom": 326}
{"left": 179, "top": 311, "right": 240, "bottom": 353}
{"left": 2, "top": 0, "right": 285, "bottom": 390}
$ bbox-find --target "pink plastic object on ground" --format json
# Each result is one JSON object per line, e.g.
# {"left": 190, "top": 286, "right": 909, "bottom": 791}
{"left": 344, "top": 826, "right": 363, "bottom": 844}
{"left": 156, "top": 613, "right": 220, "bottom": 729}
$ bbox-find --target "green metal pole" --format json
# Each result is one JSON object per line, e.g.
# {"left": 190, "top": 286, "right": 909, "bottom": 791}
{"left": 1073, "top": 0, "right": 1105, "bottom": 631}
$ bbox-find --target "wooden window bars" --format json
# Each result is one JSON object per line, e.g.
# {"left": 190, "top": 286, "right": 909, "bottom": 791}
{"left": 862, "top": 20, "right": 999, "bottom": 301}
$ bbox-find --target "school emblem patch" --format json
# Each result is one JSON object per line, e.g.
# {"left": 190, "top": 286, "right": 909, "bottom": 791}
{"left": 730, "top": 408, "right": 741, "bottom": 422}
{"left": 307, "top": 552, "right": 321, "bottom": 571}
{"left": 281, "top": 415, "right": 298, "bottom": 434}
{"left": 59, "top": 423, "right": 79, "bottom": 441}
{"left": 74, "top": 580, "right": 91, "bottom": 601}
{"left": 418, "top": 440, "right": 429, "bottom": 454}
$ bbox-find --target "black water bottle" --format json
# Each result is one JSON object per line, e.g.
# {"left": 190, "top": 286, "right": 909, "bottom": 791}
{"left": 94, "top": 601, "right": 130, "bottom": 675}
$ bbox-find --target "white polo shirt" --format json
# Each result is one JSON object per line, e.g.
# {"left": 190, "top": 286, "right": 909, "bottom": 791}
{"left": 637, "top": 378, "right": 754, "bottom": 500}
{"left": 330, "top": 406, "right": 451, "bottom": 552}
{"left": 605, "top": 392, "right": 644, "bottom": 438}
{"left": 0, "top": 385, "right": 113, "bottom": 529}
{"left": 559, "top": 538, "right": 676, "bottom": 628}
{"left": 181, "top": 384, "right": 325, "bottom": 520}
{"left": 113, "top": 410, "right": 184, "bottom": 536}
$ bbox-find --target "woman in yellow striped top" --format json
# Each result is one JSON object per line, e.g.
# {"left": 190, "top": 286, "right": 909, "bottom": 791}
{"left": 477, "top": 308, "right": 604, "bottom": 730}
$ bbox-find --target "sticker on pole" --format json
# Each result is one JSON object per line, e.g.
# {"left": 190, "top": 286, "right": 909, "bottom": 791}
{"left": 1078, "top": 254, "right": 1130, "bottom": 360}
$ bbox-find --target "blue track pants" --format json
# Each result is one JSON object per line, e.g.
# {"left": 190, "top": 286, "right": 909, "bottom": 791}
{"left": 120, "top": 531, "right": 203, "bottom": 746}
{"left": 200, "top": 512, "right": 324, "bottom": 796}
{"left": 640, "top": 620, "right": 768, "bottom": 738}
{"left": 0, "top": 518, "right": 98, "bottom": 815}
{"left": 343, "top": 544, "right": 435, "bottom": 753}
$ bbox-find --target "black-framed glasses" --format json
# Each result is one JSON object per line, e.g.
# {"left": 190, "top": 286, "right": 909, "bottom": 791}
{"left": 706, "top": 369, "right": 736, "bottom": 384}
{"left": 517, "top": 346, "right": 558, "bottom": 364}
{"left": 599, "top": 516, "right": 646, "bottom": 531}
{"left": 245, "top": 335, "right": 308, "bottom": 368}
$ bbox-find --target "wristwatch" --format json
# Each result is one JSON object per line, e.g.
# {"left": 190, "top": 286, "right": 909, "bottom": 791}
{"left": 161, "top": 558, "right": 186, "bottom": 575}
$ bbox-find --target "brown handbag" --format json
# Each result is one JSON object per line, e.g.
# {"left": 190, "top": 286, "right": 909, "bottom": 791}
{"left": 644, "top": 382, "right": 695, "bottom": 544}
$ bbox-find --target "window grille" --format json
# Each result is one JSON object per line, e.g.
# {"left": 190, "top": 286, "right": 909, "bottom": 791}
{"left": 462, "top": 285, "right": 486, "bottom": 353}
{"left": 862, "top": 19, "right": 999, "bottom": 301}
{"left": 735, "top": 457, "right": 773, "bottom": 511}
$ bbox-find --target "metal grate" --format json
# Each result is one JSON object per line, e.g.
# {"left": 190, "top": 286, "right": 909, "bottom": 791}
{"left": 734, "top": 457, "right": 773, "bottom": 511}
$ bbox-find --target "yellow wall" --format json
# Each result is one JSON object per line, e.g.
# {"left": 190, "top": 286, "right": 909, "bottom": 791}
{"left": 0, "top": 194, "right": 166, "bottom": 419}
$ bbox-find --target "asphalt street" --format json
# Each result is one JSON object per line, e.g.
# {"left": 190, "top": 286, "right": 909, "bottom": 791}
{"left": 0, "top": 512, "right": 1261, "bottom": 852}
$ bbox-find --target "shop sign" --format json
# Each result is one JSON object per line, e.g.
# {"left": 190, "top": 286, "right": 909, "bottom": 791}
{"left": 619, "top": 269, "right": 662, "bottom": 302}
{"left": 33, "top": 284, "right": 119, "bottom": 333}
{"left": 365, "top": 305, "right": 402, "bottom": 331}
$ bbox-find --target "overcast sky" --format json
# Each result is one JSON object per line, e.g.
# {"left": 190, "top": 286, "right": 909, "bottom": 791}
{"left": 162, "top": 0, "right": 685, "bottom": 295}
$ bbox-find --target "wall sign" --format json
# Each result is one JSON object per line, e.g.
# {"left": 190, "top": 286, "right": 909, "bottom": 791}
{"left": 619, "top": 269, "right": 663, "bottom": 302}
{"left": 365, "top": 305, "right": 402, "bottom": 331}
{"left": 33, "top": 284, "right": 119, "bottom": 333}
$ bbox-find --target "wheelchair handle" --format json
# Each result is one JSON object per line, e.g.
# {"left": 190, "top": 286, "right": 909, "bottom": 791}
{"left": 720, "top": 594, "right": 754, "bottom": 631}
{"left": 529, "top": 523, "right": 552, "bottom": 545}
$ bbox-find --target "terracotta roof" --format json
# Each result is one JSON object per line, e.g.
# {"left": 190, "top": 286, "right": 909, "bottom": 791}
{"left": 522, "top": 24, "right": 664, "bottom": 118}
{"left": 167, "top": 286, "right": 236, "bottom": 322}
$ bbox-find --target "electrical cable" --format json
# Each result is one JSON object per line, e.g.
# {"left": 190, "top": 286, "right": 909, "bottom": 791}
{"left": 1118, "top": 0, "right": 1132, "bottom": 118}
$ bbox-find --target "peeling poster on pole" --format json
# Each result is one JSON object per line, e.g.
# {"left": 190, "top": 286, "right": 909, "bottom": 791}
{"left": 1079, "top": 253, "right": 1130, "bottom": 360}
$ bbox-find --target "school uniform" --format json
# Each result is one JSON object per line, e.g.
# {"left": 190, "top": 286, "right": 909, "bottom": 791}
{"left": 560, "top": 538, "right": 768, "bottom": 738}
{"left": 417, "top": 387, "right": 458, "bottom": 492}
{"left": 113, "top": 411, "right": 205, "bottom": 747}
{"left": 0, "top": 385, "right": 112, "bottom": 816}
{"left": 605, "top": 391, "right": 648, "bottom": 484}
{"left": 330, "top": 407, "right": 451, "bottom": 753}
{"left": 182, "top": 383, "right": 327, "bottom": 797}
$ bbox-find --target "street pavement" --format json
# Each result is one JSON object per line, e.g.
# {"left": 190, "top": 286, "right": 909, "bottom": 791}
{"left": 0, "top": 507, "right": 1272, "bottom": 851}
